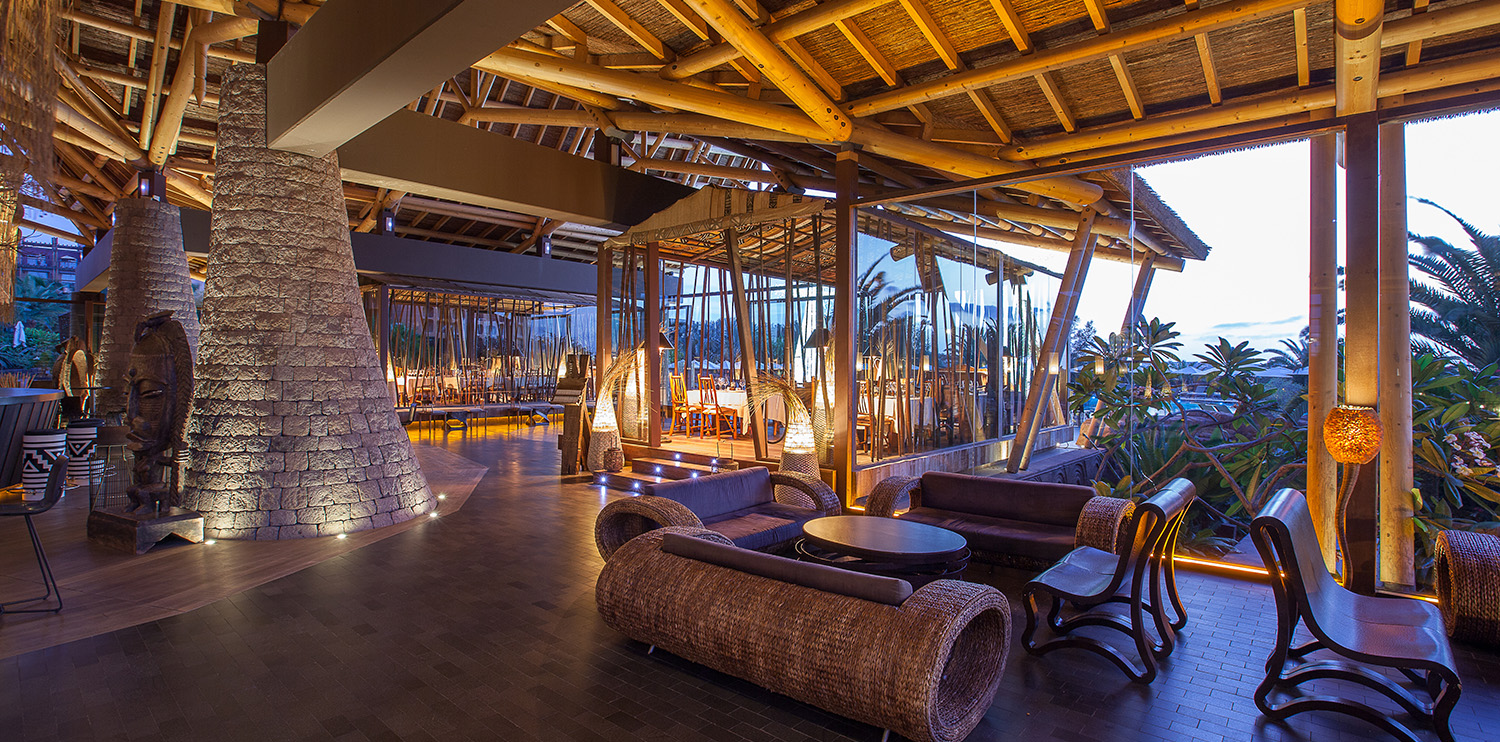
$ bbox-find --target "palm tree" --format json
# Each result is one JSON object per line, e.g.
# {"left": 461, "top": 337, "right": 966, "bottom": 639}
{"left": 1408, "top": 200, "right": 1500, "bottom": 368}
{"left": 1266, "top": 327, "right": 1310, "bottom": 370}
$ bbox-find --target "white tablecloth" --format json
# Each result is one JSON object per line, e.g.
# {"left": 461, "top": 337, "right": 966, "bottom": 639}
{"left": 683, "top": 389, "right": 786, "bottom": 433}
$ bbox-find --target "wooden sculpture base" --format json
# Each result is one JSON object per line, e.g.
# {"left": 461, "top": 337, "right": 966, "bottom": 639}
{"left": 87, "top": 506, "right": 205, "bottom": 554}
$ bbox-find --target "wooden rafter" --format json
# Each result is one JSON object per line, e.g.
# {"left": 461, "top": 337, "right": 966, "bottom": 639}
{"left": 585, "top": 0, "right": 670, "bottom": 60}
{"left": 1033, "top": 72, "right": 1077, "bottom": 132}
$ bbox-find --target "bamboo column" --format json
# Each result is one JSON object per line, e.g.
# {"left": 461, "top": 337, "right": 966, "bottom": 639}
{"left": 1007, "top": 209, "right": 1098, "bottom": 472}
{"left": 1308, "top": 133, "right": 1340, "bottom": 571}
{"left": 378, "top": 284, "right": 392, "bottom": 401}
{"left": 645, "top": 241, "right": 663, "bottom": 448}
{"left": 596, "top": 246, "right": 613, "bottom": 394}
{"left": 726, "top": 230, "right": 768, "bottom": 460}
{"left": 1378, "top": 122, "right": 1414, "bottom": 587}
{"left": 1344, "top": 113, "right": 1381, "bottom": 594}
{"left": 832, "top": 146, "right": 859, "bottom": 504}
{"left": 1120, "top": 254, "right": 1157, "bottom": 333}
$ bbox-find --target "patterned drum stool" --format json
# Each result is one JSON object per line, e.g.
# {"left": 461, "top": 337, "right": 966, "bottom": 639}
{"left": 21, "top": 428, "right": 67, "bottom": 501}
{"left": 67, "top": 419, "right": 102, "bottom": 483}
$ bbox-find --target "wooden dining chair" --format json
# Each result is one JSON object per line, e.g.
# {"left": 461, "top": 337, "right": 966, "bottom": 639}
{"left": 697, "top": 375, "right": 734, "bottom": 440}
{"left": 669, "top": 374, "right": 694, "bottom": 435}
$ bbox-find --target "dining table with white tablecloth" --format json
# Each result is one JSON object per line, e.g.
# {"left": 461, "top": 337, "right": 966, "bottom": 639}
{"left": 682, "top": 389, "right": 785, "bottom": 435}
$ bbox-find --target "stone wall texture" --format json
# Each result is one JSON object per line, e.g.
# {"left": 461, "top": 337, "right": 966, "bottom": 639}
{"left": 97, "top": 197, "right": 201, "bottom": 415}
{"left": 182, "top": 63, "right": 433, "bottom": 539}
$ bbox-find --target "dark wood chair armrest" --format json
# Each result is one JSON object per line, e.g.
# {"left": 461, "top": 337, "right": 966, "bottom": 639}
{"left": 768, "top": 471, "right": 841, "bottom": 516}
{"left": 865, "top": 475, "right": 919, "bottom": 517}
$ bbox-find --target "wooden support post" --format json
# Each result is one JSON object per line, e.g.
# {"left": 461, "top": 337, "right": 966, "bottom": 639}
{"left": 1121, "top": 253, "right": 1156, "bottom": 333}
{"left": 1344, "top": 113, "right": 1381, "bottom": 594}
{"left": 597, "top": 246, "right": 613, "bottom": 396}
{"left": 645, "top": 241, "right": 663, "bottom": 448}
{"left": 832, "top": 146, "right": 859, "bottom": 504}
{"left": 1378, "top": 122, "right": 1414, "bottom": 588}
{"left": 378, "top": 284, "right": 392, "bottom": 396}
{"left": 1308, "top": 133, "right": 1340, "bottom": 571}
{"left": 1007, "top": 208, "right": 1098, "bottom": 473}
{"left": 726, "top": 230, "right": 768, "bottom": 460}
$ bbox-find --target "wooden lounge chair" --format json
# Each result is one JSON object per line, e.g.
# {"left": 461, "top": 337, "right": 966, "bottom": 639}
{"left": 1021, "top": 478, "right": 1196, "bottom": 683}
{"left": 1251, "top": 488, "right": 1463, "bottom": 742}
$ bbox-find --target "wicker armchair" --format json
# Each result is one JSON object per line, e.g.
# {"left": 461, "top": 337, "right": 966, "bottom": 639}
{"left": 595, "top": 467, "right": 840, "bottom": 560}
{"left": 866, "top": 472, "right": 1134, "bottom": 569}
{"left": 597, "top": 528, "right": 1011, "bottom": 742}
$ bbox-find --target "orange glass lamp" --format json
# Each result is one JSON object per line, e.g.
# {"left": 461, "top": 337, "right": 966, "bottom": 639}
{"left": 1325, "top": 404, "right": 1383, "bottom": 465}
{"left": 1325, "top": 404, "right": 1383, "bottom": 579}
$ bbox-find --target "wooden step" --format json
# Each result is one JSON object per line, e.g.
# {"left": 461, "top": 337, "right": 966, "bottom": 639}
{"left": 620, "top": 444, "right": 743, "bottom": 470}
{"left": 630, "top": 457, "right": 722, "bottom": 480}
{"left": 591, "top": 470, "right": 668, "bottom": 493}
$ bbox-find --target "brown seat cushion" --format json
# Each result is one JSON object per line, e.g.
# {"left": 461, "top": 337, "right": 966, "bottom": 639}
{"left": 902, "top": 507, "right": 1077, "bottom": 563}
{"left": 919, "top": 472, "right": 1096, "bottom": 527}
{"left": 701, "top": 502, "right": 819, "bottom": 552}
{"left": 660, "top": 532, "right": 913, "bottom": 606}
{"left": 647, "top": 467, "right": 774, "bottom": 520}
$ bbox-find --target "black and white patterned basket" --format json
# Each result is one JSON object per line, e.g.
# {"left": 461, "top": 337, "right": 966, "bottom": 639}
{"left": 21, "top": 428, "right": 66, "bottom": 500}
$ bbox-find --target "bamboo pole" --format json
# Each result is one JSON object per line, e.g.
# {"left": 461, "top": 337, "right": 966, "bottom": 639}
{"left": 1120, "top": 253, "right": 1156, "bottom": 333}
{"left": 663, "top": 0, "right": 890, "bottom": 80}
{"left": 1378, "top": 122, "right": 1414, "bottom": 588}
{"left": 646, "top": 241, "right": 663, "bottom": 448}
{"left": 832, "top": 148, "right": 859, "bottom": 501}
{"left": 1344, "top": 113, "right": 1381, "bottom": 594}
{"left": 1007, "top": 208, "right": 1097, "bottom": 472}
{"left": 1308, "top": 133, "right": 1340, "bottom": 572}
{"left": 678, "top": 0, "right": 853, "bottom": 141}
{"left": 479, "top": 48, "right": 1102, "bottom": 205}
{"left": 597, "top": 247, "right": 613, "bottom": 397}
{"left": 149, "top": 16, "right": 259, "bottom": 165}
{"left": 1335, "top": 0, "right": 1384, "bottom": 115}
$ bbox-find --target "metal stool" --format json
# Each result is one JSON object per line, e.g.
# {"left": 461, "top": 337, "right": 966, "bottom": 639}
{"left": 1, "top": 458, "right": 69, "bottom": 615}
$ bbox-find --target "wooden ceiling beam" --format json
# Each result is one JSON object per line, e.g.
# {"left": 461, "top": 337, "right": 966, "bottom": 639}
{"left": 1033, "top": 72, "right": 1077, "bottom": 132}
{"left": 1194, "top": 30, "right": 1223, "bottom": 104}
{"left": 662, "top": 0, "right": 890, "bottom": 80}
{"left": 1294, "top": 8, "right": 1310, "bottom": 86}
{"left": 987, "top": 0, "right": 1031, "bottom": 52}
{"left": 634, "top": 157, "right": 780, "bottom": 185}
{"left": 848, "top": 0, "right": 1312, "bottom": 116}
{"left": 898, "top": 0, "right": 960, "bottom": 70}
{"left": 779, "top": 37, "right": 845, "bottom": 101}
{"left": 150, "top": 16, "right": 259, "bottom": 166}
{"left": 139, "top": 2, "right": 177, "bottom": 151}
{"left": 480, "top": 48, "right": 1102, "bottom": 204}
{"left": 1015, "top": 47, "right": 1500, "bottom": 162}
{"left": 585, "top": 0, "right": 671, "bottom": 60}
{"left": 1380, "top": 0, "right": 1500, "bottom": 48}
{"left": 658, "top": 0, "right": 713, "bottom": 41}
{"left": 1334, "top": 0, "right": 1384, "bottom": 114}
{"left": 61, "top": 7, "right": 255, "bottom": 63}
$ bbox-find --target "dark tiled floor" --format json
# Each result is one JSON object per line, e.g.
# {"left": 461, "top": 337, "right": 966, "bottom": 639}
{"left": 4, "top": 421, "right": 1499, "bottom": 741}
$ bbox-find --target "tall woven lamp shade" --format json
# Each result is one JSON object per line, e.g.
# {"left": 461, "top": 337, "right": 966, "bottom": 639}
{"left": 1324, "top": 404, "right": 1383, "bottom": 581}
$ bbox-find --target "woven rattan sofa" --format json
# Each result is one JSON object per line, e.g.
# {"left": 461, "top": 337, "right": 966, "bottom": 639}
{"left": 597, "top": 526, "right": 1011, "bottom": 742}
{"left": 866, "top": 472, "right": 1133, "bottom": 568}
{"left": 594, "top": 466, "right": 840, "bottom": 560}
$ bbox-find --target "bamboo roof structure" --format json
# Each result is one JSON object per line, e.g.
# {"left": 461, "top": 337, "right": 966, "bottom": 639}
{"left": 30, "top": 0, "right": 1500, "bottom": 269}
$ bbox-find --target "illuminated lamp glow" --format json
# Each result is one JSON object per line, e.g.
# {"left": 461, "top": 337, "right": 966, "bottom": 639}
{"left": 593, "top": 395, "right": 619, "bottom": 433}
{"left": 784, "top": 413, "right": 816, "bottom": 455}
{"left": 1325, "top": 405, "right": 1383, "bottom": 465}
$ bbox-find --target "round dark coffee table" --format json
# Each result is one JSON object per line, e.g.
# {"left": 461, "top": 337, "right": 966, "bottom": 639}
{"left": 796, "top": 515, "right": 969, "bottom": 587}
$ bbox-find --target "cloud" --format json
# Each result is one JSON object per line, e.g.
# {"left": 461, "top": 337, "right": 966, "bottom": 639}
{"left": 1209, "top": 315, "right": 1303, "bottom": 331}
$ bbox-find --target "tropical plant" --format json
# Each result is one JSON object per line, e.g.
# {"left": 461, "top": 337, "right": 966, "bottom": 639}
{"left": 1407, "top": 199, "right": 1500, "bottom": 368}
{"left": 1071, "top": 318, "right": 1307, "bottom": 556}
{"left": 1408, "top": 354, "right": 1500, "bottom": 583}
{"left": 13, "top": 273, "right": 68, "bottom": 326}
{"left": 1266, "top": 327, "right": 1311, "bottom": 370}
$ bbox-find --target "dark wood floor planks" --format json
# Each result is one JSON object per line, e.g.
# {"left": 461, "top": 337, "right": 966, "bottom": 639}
{"left": 1, "top": 419, "right": 1498, "bottom": 741}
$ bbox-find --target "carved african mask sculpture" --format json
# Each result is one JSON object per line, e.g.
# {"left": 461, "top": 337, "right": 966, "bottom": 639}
{"left": 125, "top": 311, "right": 193, "bottom": 513}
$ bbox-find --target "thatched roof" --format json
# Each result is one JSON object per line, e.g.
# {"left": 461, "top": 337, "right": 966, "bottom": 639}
{"left": 35, "top": 0, "right": 1500, "bottom": 268}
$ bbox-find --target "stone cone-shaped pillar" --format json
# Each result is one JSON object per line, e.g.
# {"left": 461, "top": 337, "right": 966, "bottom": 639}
{"left": 182, "top": 64, "right": 432, "bottom": 539}
{"left": 96, "top": 197, "right": 201, "bottom": 415}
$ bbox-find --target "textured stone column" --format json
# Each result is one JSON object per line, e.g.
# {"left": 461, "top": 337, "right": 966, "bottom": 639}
{"left": 97, "top": 197, "right": 201, "bottom": 415}
{"left": 183, "top": 64, "right": 432, "bottom": 539}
